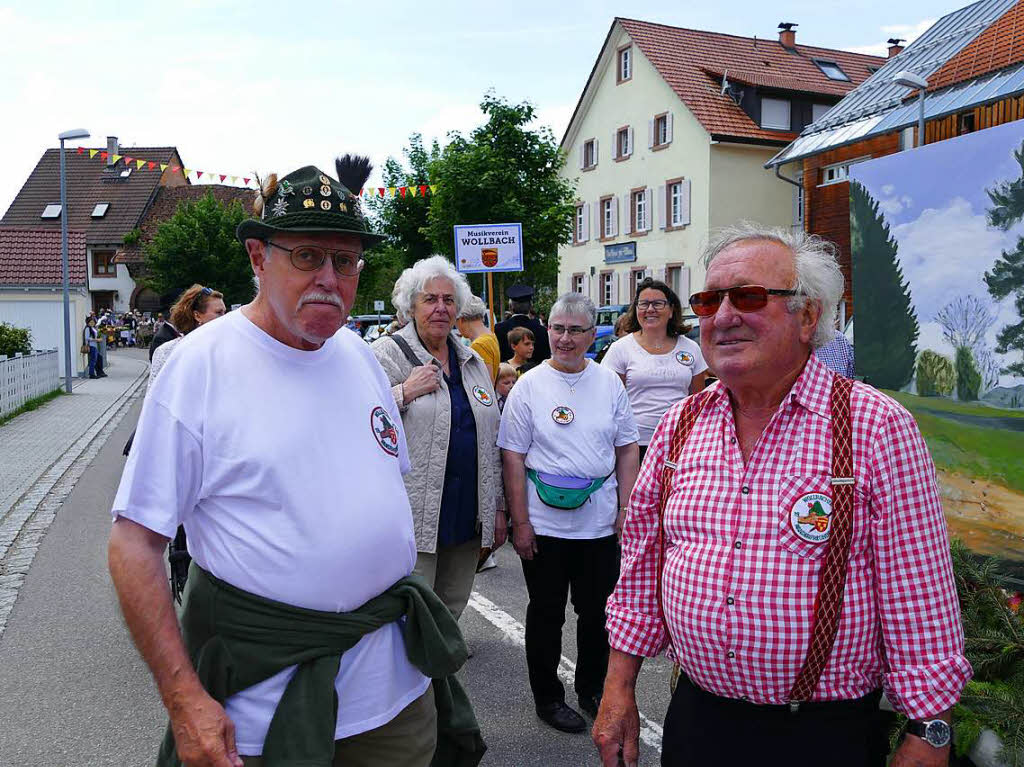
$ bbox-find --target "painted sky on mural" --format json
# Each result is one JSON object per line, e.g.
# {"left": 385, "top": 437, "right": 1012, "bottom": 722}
{"left": 850, "top": 120, "right": 1024, "bottom": 389}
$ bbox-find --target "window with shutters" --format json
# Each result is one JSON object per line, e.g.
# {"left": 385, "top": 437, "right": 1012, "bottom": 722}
{"left": 601, "top": 196, "right": 615, "bottom": 239}
{"left": 653, "top": 114, "right": 669, "bottom": 147}
{"left": 600, "top": 272, "right": 614, "bottom": 305}
{"left": 632, "top": 188, "right": 648, "bottom": 233}
{"left": 616, "top": 126, "right": 631, "bottom": 160}
{"left": 583, "top": 139, "right": 596, "bottom": 170}
{"left": 572, "top": 273, "right": 584, "bottom": 294}
{"left": 666, "top": 264, "right": 690, "bottom": 304}
{"left": 617, "top": 45, "right": 632, "bottom": 83}
{"left": 665, "top": 177, "right": 689, "bottom": 230}
{"left": 760, "top": 97, "right": 791, "bottom": 130}
{"left": 630, "top": 267, "right": 649, "bottom": 297}
{"left": 575, "top": 204, "right": 585, "bottom": 244}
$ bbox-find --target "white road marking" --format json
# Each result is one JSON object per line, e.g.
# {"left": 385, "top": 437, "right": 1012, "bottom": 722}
{"left": 467, "top": 591, "right": 664, "bottom": 752}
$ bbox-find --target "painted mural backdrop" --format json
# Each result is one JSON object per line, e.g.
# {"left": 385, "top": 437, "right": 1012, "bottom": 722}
{"left": 849, "top": 120, "right": 1024, "bottom": 566}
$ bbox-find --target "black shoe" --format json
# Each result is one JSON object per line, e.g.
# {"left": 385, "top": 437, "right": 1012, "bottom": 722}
{"left": 578, "top": 691, "right": 602, "bottom": 719}
{"left": 98, "top": 372, "right": 108, "bottom": 377}
{"left": 536, "top": 702, "right": 586, "bottom": 733}
{"left": 89, "top": 374, "right": 98, "bottom": 379}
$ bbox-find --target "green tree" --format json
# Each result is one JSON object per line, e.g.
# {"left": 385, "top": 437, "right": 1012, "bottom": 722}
{"left": 351, "top": 244, "right": 406, "bottom": 316}
{"left": 915, "top": 350, "right": 955, "bottom": 396}
{"left": 0, "top": 322, "right": 31, "bottom": 357}
{"left": 955, "top": 346, "right": 983, "bottom": 401}
{"left": 849, "top": 180, "right": 919, "bottom": 388}
{"left": 985, "top": 141, "right": 1024, "bottom": 377}
{"left": 424, "top": 93, "right": 576, "bottom": 302}
{"left": 145, "top": 191, "right": 256, "bottom": 307}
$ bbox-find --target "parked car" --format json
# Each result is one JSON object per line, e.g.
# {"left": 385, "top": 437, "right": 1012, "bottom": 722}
{"left": 352, "top": 314, "right": 394, "bottom": 338}
{"left": 362, "top": 323, "right": 390, "bottom": 343}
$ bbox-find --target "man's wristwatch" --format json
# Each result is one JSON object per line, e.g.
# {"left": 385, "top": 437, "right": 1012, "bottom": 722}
{"left": 906, "top": 719, "right": 952, "bottom": 748}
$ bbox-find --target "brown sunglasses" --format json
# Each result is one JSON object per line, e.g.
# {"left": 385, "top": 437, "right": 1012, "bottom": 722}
{"left": 689, "top": 285, "right": 801, "bottom": 317}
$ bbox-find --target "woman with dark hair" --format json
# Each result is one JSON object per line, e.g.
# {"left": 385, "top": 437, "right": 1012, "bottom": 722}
{"left": 600, "top": 277, "right": 707, "bottom": 463}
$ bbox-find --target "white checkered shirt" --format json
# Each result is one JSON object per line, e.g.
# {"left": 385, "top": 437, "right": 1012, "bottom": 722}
{"left": 606, "top": 354, "right": 971, "bottom": 719}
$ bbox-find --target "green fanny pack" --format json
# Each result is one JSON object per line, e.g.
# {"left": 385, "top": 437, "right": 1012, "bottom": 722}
{"left": 527, "top": 468, "right": 611, "bottom": 510}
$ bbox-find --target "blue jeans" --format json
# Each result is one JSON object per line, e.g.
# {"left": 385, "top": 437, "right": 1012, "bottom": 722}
{"left": 88, "top": 346, "right": 98, "bottom": 377}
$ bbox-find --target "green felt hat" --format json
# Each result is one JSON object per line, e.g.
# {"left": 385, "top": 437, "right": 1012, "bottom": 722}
{"left": 236, "top": 157, "right": 384, "bottom": 248}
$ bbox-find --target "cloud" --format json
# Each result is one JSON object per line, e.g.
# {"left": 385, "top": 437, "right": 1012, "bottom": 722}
{"left": 878, "top": 194, "right": 913, "bottom": 216}
{"left": 845, "top": 18, "right": 935, "bottom": 57}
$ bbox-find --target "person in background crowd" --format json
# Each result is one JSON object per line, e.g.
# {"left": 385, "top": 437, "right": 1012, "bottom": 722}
{"left": 594, "top": 223, "right": 970, "bottom": 767}
{"left": 495, "top": 362, "right": 517, "bottom": 411}
{"left": 456, "top": 296, "right": 500, "bottom": 383}
{"left": 373, "top": 255, "right": 505, "bottom": 622}
{"left": 499, "top": 292, "right": 639, "bottom": 735}
{"left": 149, "top": 306, "right": 182, "bottom": 362}
{"left": 815, "top": 325, "right": 856, "bottom": 378}
{"left": 507, "top": 327, "right": 536, "bottom": 377}
{"left": 84, "top": 317, "right": 101, "bottom": 379}
{"left": 153, "top": 313, "right": 165, "bottom": 334}
{"left": 496, "top": 285, "right": 551, "bottom": 363}
{"left": 148, "top": 286, "right": 226, "bottom": 391}
{"left": 601, "top": 278, "right": 708, "bottom": 464}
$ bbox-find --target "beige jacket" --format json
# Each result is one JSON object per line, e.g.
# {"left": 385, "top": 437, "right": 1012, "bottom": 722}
{"left": 372, "top": 323, "right": 503, "bottom": 553}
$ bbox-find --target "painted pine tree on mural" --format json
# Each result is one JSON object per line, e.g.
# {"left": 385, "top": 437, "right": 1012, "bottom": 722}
{"left": 984, "top": 141, "right": 1024, "bottom": 377}
{"left": 849, "top": 180, "right": 919, "bottom": 389}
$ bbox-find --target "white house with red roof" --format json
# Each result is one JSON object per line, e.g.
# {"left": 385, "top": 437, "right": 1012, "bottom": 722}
{"left": 558, "top": 18, "right": 884, "bottom": 308}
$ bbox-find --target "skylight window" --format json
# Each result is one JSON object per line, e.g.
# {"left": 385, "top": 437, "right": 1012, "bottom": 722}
{"left": 41, "top": 204, "right": 62, "bottom": 219}
{"left": 814, "top": 59, "right": 849, "bottom": 81}
{"left": 120, "top": 168, "right": 132, "bottom": 178}
{"left": 92, "top": 203, "right": 109, "bottom": 218}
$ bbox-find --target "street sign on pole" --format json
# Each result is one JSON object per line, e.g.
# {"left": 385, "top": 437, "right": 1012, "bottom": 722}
{"left": 373, "top": 300, "right": 385, "bottom": 311}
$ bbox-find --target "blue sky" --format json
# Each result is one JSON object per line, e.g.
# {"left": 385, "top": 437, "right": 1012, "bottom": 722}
{"left": 850, "top": 120, "right": 1024, "bottom": 387}
{"left": 0, "top": 0, "right": 958, "bottom": 213}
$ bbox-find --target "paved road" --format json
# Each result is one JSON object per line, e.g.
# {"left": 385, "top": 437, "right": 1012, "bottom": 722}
{"left": 0, "top": 376, "right": 673, "bottom": 766}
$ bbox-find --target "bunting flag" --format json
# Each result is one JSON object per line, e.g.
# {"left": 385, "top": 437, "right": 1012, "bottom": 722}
{"left": 89, "top": 149, "right": 99, "bottom": 159}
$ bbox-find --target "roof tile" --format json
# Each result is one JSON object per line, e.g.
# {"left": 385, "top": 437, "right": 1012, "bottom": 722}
{"left": 0, "top": 228, "right": 87, "bottom": 286}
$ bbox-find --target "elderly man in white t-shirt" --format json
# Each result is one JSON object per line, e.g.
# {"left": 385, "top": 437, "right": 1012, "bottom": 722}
{"left": 108, "top": 159, "right": 482, "bottom": 767}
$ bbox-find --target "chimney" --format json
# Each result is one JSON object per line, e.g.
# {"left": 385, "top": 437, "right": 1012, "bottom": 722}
{"left": 778, "top": 22, "right": 798, "bottom": 49}
{"left": 106, "top": 136, "right": 119, "bottom": 166}
{"left": 887, "top": 38, "right": 905, "bottom": 58}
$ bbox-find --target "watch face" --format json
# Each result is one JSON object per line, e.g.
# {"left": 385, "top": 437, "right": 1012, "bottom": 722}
{"left": 924, "top": 720, "right": 951, "bottom": 747}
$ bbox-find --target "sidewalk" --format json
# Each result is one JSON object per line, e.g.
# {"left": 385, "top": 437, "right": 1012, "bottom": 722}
{"left": 0, "top": 348, "right": 149, "bottom": 635}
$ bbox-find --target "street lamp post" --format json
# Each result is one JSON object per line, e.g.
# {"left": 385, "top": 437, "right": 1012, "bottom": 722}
{"left": 57, "top": 128, "right": 89, "bottom": 394}
{"left": 892, "top": 71, "right": 929, "bottom": 147}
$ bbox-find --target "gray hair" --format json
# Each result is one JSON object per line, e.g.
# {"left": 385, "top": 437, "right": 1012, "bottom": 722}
{"left": 549, "top": 292, "right": 596, "bottom": 328}
{"left": 458, "top": 295, "right": 488, "bottom": 320}
{"left": 391, "top": 255, "right": 472, "bottom": 322}
{"left": 700, "top": 222, "right": 843, "bottom": 349}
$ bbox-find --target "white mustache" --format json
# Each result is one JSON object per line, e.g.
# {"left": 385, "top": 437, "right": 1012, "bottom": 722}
{"left": 298, "top": 292, "right": 342, "bottom": 308}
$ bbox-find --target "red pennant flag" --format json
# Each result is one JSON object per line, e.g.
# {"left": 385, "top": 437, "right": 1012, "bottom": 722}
{"left": 419, "top": 185, "right": 428, "bottom": 196}
{"left": 171, "top": 166, "right": 180, "bottom": 173}
{"left": 100, "top": 151, "right": 108, "bottom": 160}
{"left": 358, "top": 188, "right": 364, "bottom": 197}
{"left": 243, "top": 177, "right": 251, "bottom": 185}
{"left": 76, "top": 147, "right": 84, "bottom": 154}
{"left": 219, "top": 174, "right": 227, "bottom": 182}
{"left": 399, "top": 187, "right": 407, "bottom": 197}
{"left": 123, "top": 156, "right": 132, "bottom": 164}
{"left": 197, "top": 171, "right": 204, "bottom": 179}
{"left": 378, "top": 187, "right": 385, "bottom": 197}
{"left": 148, "top": 162, "right": 156, "bottom": 170}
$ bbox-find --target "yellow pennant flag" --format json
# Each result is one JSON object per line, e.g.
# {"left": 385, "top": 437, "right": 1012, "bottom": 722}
{"left": 88, "top": 149, "right": 99, "bottom": 159}
{"left": 160, "top": 164, "right": 168, "bottom": 172}
{"left": 388, "top": 187, "right": 396, "bottom": 198}
{"left": 136, "top": 159, "right": 146, "bottom": 169}
{"left": 407, "top": 186, "right": 417, "bottom": 197}
{"left": 182, "top": 168, "right": 192, "bottom": 178}
{"left": 230, "top": 176, "right": 237, "bottom": 184}
{"left": 429, "top": 185, "right": 438, "bottom": 194}
{"left": 112, "top": 154, "right": 122, "bottom": 164}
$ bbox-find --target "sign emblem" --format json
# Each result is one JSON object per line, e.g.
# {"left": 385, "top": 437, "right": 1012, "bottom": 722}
{"left": 303, "top": 198, "right": 315, "bottom": 209}
{"left": 676, "top": 350, "right": 694, "bottom": 366}
{"left": 320, "top": 200, "right": 332, "bottom": 210}
{"left": 319, "top": 174, "right": 331, "bottom": 185}
{"left": 790, "top": 492, "right": 833, "bottom": 543}
{"left": 481, "top": 247, "right": 499, "bottom": 267}
{"left": 303, "top": 186, "right": 313, "bottom": 195}
{"left": 320, "top": 184, "right": 332, "bottom": 196}
{"left": 551, "top": 406, "right": 575, "bottom": 425}
{"left": 472, "top": 385, "right": 493, "bottom": 406}
{"left": 370, "top": 406, "right": 400, "bottom": 457}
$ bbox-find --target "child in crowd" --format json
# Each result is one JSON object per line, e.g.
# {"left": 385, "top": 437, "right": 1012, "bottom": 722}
{"left": 495, "top": 362, "right": 517, "bottom": 411}
{"left": 507, "top": 326, "right": 536, "bottom": 377}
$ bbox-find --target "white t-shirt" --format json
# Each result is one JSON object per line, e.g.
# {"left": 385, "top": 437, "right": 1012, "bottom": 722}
{"left": 112, "top": 310, "right": 429, "bottom": 755}
{"left": 497, "top": 361, "right": 638, "bottom": 539}
{"left": 600, "top": 333, "right": 708, "bottom": 446}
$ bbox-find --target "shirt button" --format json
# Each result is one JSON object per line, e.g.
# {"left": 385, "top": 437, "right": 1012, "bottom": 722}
{"left": 727, "top": 651, "right": 735, "bottom": 659}
{"left": 726, "top": 597, "right": 735, "bottom": 605}
{"left": 741, "top": 486, "right": 750, "bottom": 494}
{"left": 734, "top": 540, "right": 742, "bottom": 549}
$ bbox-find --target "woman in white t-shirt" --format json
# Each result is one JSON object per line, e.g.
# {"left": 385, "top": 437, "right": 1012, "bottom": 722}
{"left": 601, "top": 277, "right": 708, "bottom": 464}
{"left": 498, "top": 292, "right": 639, "bottom": 734}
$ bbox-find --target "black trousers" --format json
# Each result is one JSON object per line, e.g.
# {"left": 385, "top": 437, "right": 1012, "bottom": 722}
{"left": 520, "top": 534, "right": 620, "bottom": 707}
{"left": 662, "top": 674, "right": 895, "bottom": 767}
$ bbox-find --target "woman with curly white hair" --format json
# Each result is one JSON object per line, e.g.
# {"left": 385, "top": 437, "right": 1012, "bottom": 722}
{"left": 372, "top": 255, "right": 505, "bottom": 621}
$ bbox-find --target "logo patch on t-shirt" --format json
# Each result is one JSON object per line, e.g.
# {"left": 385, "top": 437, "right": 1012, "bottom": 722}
{"left": 790, "top": 492, "right": 833, "bottom": 543}
{"left": 551, "top": 405, "right": 575, "bottom": 425}
{"left": 370, "top": 406, "right": 400, "bottom": 457}
{"left": 676, "top": 350, "right": 694, "bottom": 366}
{"left": 472, "top": 385, "right": 493, "bottom": 406}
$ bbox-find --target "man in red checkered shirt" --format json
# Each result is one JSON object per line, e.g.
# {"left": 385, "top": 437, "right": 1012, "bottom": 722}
{"left": 593, "top": 223, "right": 971, "bottom": 767}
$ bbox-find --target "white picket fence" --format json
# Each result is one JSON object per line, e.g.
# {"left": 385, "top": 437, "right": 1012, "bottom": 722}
{"left": 0, "top": 350, "right": 60, "bottom": 420}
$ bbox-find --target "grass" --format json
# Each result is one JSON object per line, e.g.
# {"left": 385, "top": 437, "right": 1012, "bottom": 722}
{"left": 0, "top": 388, "right": 63, "bottom": 428}
{"left": 883, "top": 392, "right": 1024, "bottom": 494}
{"left": 885, "top": 390, "right": 1024, "bottom": 419}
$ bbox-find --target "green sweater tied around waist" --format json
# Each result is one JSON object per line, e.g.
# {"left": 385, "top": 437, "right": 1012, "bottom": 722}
{"left": 157, "top": 564, "right": 485, "bottom": 767}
